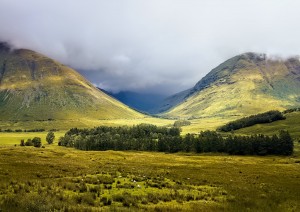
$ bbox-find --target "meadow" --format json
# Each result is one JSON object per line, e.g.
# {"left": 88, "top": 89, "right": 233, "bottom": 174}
{"left": 0, "top": 132, "right": 65, "bottom": 146}
{"left": 0, "top": 132, "right": 300, "bottom": 211}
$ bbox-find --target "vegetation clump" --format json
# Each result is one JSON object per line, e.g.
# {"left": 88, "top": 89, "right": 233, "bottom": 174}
{"left": 32, "top": 137, "right": 42, "bottom": 147}
{"left": 21, "top": 137, "right": 42, "bottom": 148}
{"left": 25, "top": 139, "right": 33, "bottom": 146}
{"left": 46, "top": 132, "right": 55, "bottom": 144}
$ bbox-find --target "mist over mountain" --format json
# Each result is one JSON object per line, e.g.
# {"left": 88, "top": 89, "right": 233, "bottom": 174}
{"left": 2, "top": 1, "right": 300, "bottom": 94}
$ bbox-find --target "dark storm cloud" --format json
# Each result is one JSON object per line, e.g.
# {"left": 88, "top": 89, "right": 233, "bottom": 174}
{"left": 1, "top": 0, "right": 300, "bottom": 94}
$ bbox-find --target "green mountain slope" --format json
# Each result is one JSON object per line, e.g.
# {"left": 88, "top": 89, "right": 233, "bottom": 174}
{"left": 161, "top": 53, "right": 300, "bottom": 119}
{"left": 0, "top": 42, "right": 144, "bottom": 121}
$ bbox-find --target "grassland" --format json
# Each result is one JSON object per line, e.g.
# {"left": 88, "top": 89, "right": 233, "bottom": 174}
{"left": 0, "top": 131, "right": 65, "bottom": 146}
{"left": 0, "top": 110, "right": 299, "bottom": 211}
{"left": 0, "top": 142, "right": 299, "bottom": 211}
{"left": 180, "top": 116, "right": 236, "bottom": 135}
{"left": 0, "top": 130, "right": 300, "bottom": 211}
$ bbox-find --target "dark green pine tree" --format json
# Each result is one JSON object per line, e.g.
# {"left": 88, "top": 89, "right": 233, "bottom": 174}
{"left": 278, "top": 130, "right": 294, "bottom": 155}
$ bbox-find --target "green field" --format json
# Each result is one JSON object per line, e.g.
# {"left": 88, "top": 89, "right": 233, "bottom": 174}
{"left": 0, "top": 132, "right": 65, "bottom": 146}
{"left": 0, "top": 136, "right": 300, "bottom": 211}
{"left": 0, "top": 112, "right": 299, "bottom": 211}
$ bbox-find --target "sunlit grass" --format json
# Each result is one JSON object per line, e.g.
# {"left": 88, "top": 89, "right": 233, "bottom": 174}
{"left": 0, "top": 146, "right": 299, "bottom": 211}
{"left": 180, "top": 117, "right": 235, "bottom": 134}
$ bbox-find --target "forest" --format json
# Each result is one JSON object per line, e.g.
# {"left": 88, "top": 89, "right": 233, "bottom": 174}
{"left": 58, "top": 124, "right": 293, "bottom": 156}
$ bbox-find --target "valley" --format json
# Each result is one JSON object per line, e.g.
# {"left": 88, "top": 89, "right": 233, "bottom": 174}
{"left": 0, "top": 44, "right": 299, "bottom": 211}
{"left": 0, "top": 109, "right": 299, "bottom": 210}
{"left": 1, "top": 1, "right": 300, "bottom": 211}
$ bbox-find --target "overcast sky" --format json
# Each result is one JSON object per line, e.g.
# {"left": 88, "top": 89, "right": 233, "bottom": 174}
{"left": 1, "top": 0, "right": 300, "bottom": 94}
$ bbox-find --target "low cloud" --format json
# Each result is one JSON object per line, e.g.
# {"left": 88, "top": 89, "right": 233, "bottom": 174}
{"left": 1, "top": 0, "right": 300, "bottom": 94}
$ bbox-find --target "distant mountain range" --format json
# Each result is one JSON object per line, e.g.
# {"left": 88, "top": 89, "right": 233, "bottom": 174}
{"left": 0, "top": 42, "right": 144, "bottom": 121}
{"left": 102, "top": 90, "right": 167, "bottom": 114}
{"left": 157, "top": 52, "right": 300, "bottom": 118}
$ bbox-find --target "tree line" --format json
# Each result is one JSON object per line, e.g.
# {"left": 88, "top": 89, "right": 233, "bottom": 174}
{"left": 58, "top": 124, "right": 293, "bottom": 156}
{"left": 218, "top": 110, "right": 285, "bottom": 132}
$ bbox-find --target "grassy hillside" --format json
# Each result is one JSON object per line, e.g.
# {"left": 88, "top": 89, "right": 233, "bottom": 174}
{"left": 0, "top": 145, "right": 299, "bottom": 211}
{"left": 234, "top": 111, "right": 300, "bottom": 139}
{"left": 162, "top": 53, "right": 300, "bottom": 119}
{"left": 0, "top": 43, "right": 144, "bottom": 121}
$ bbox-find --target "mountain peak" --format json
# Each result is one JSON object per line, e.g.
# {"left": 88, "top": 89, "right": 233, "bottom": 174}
{"left": 158, "top": 52, "right": 300, "bottom": 118}
{"left": 0, "top": 45, "right": 144, "bottom": 121}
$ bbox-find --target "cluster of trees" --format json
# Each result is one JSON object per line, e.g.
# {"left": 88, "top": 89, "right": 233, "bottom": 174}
{"left": 19, "top": 132, "right": 55, "bottom": 147}
{"left": 20, "top": 137, "right": 42, "bottom": 147}
{"left": 218, "top": 110, "right": 285, "bottom": 132}
{"left": 58, "top": 124, "right": 180, "bottom": 151}
{"left": 58, "top": 124, "right": 293, "bottom": 156}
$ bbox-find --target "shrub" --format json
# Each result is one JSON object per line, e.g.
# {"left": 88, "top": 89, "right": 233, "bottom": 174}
{"left": 20, "top": 139, "right": 25, "bottom": 146}
{"left": 32, "top": 137, "right": 42, "bottom": 148}
{"left": 25, "top": 139, "right": 33, "bottom": 146}
{"left": 46, "top": 132, "right": 55, "bottom": 144}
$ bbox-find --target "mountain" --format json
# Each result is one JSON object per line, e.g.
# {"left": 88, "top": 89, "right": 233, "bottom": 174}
{"left": 106, "top": 90, "right": 167, "bottom": 114}
{"left": 159, "top": 52, "right": 300, "bottom": 118}
{"left": 0, "top": 42, "right": 144, "bottom": 121}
